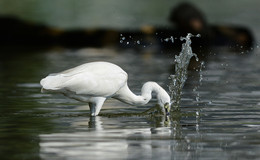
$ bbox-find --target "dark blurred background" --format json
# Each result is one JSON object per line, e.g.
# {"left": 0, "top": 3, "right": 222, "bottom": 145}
{"left": 0, "top": 0, "right": 258, "bottom": 32}
{"left": 0, "top": 0, "right": 258, "bottom": 51}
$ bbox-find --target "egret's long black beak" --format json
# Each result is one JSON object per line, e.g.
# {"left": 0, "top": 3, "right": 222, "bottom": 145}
{"left": 164, "top": 103, "right": 170, "bottom": 116}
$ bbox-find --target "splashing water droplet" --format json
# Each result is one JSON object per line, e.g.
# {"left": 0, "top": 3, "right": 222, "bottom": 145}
{"left": 164, "top": 36, "right": 174, "bottom": 43}
{"left": 199, "top": 61, "right": 205, "bottom": 85}
{"left": 192, "top": 61, "right": 205, "bottom": 103}
{"left": 120, "top": 34, "right": 126, "bottom": 44}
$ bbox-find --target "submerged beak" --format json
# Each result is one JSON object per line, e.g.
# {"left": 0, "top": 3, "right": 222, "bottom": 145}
{"left": 164, "top": 103, "right": 170, "bottom": 115}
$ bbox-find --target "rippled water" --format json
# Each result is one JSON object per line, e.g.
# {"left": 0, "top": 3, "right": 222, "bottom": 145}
{"left": 1, "top": 0, "right": 260, "bottom": 159}
{"left": 1, "top": 47, "right": 260, "bottom": 160}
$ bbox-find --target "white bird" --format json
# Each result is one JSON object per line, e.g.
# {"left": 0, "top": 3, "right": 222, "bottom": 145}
{"left": 40, "top": 61, "right": 171, "bottom": 116}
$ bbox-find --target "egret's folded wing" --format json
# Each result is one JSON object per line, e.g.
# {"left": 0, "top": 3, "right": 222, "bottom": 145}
{"left": 41, "top": 61, "right": 128, "bottom": 97}
{"left": 59, "top": 72, "right": 127, "bottom": 97}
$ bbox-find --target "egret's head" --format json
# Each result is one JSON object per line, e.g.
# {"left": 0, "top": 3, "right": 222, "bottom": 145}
{"left": 164, "top": 102, "right": 171, "bottom": 115}
{"left": 157, "top": 89, "right": 171, "bottom": 115}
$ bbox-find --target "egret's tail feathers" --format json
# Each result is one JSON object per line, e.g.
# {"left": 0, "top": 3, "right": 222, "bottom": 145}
{"left": 40, "top": 74, "right": 66, "bottom": 91}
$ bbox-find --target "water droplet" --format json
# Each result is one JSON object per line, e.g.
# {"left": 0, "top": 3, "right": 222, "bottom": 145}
{"left": 137, "top": 40, "right": 140, "bottom": 44}
{"left": 170, "top": 36, "right": 174, "bottom": 43}
{"left": 164, "top": 36, "right": 174, "bottom": 43}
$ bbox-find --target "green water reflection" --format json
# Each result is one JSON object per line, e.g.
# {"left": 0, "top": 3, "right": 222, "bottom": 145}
{"left": 0, "top": 49, "right": 50, "bottom": 160}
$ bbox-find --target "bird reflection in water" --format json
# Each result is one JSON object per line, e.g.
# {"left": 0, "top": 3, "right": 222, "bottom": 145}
{"left": 39, "top": 107, "right": 201, "bottom": 160}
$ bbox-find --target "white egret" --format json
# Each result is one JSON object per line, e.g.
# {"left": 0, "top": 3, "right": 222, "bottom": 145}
{"left": 40, "top": 61, "right": 171, "bottom": 116}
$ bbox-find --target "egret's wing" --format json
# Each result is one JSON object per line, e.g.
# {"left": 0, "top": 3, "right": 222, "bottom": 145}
{"left": 40, "top": 63, "right": 92, "bottom": 89}
{"left": 41, "top": 62, "right": 128, "bottom": 97}
{"left": 59, "top": 71, "right": 127, "bottom": 97}
{"left": 59, "top": 63, "right": 91, "bottom": 76}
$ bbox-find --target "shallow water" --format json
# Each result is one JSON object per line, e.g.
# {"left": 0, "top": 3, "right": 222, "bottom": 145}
{"left": 1, "top": 47, "right": 260, "bottom": 160}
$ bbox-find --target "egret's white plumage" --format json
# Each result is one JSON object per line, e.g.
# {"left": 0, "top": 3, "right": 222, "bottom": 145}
{"left": 40, "top": 61, "right": 170, "bottom": 116}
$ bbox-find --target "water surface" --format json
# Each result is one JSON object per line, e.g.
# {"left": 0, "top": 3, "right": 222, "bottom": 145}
{"left": 1, "top": 47, "right": 260, "bottom": 160}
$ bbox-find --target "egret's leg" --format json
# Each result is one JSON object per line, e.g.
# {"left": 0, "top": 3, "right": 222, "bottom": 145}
{"left": 89, "top": 97, "right": 106, "bottom": 116}
{"left": 89, "top": 102, "right": 96, "bottom": 116}
{"left": 94, "top": 97, "right": 106, "bottom": 116}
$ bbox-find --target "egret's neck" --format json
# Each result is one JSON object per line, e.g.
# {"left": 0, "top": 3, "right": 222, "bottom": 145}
{"left": 113, "top": 81, "right": 167, "bottom": 106}
{"left": 141, "top": 81, "right": 161, "bottom": 103}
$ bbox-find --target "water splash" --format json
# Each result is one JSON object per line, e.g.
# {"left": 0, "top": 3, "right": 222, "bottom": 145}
{"left": 169, "top": 33, "right": 200, "bottom": 111}
{"left": 193, "top": 61, "right": 205, "bottom": 103}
